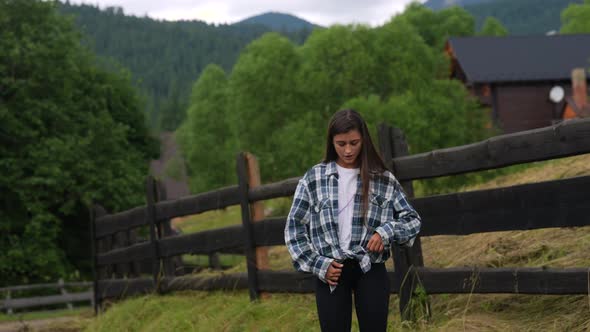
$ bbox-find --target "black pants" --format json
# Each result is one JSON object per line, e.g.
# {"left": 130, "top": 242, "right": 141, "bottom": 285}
{"left": 315, "top": 260, "right": 390, "bottom": 332}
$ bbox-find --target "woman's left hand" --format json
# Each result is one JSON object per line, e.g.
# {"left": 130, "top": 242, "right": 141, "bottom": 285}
{"left": 367, "top": 233, "right": 384, "bottom": 253}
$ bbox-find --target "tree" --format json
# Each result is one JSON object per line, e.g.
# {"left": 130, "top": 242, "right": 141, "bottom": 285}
{"left": 176, "top": 64, "right": 234, "bottom": 193}
{"left": 58, "top": 2, "right": 315, "bottom": 132}
{"left": 396, "top": 3, "right": 475, "bottom": 50}
{"left": 561, "top": 0, "right": 590, "bottom": 33}
{"left": 0, "top": 0, "right": 157, "bottom": 285}
{"left": 297, "top": 25, "right": 377, "bottom": 119}
{"left": 479, "top": 17, "right": 509, "bottom": 36}
{"left": 372, "top": 19, "right": 440, "bottom": 97}
{"left": 227, "top": 32, "right": 302, "bottom": 180}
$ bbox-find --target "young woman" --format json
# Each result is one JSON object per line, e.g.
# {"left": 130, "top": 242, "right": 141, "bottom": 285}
{"left": 284, "top": 109, "right": 421, "bottom": 331}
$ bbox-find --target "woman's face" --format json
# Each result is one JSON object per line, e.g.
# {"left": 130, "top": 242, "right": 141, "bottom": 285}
{"left": 333, "top": 129, "right": 362, "bottom": 168}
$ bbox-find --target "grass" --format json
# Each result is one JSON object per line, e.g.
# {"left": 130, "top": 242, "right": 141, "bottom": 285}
{"left": 172, "top": 205, "right": 242, "bottom": 234}
{"left": 182, "top": 254, "right": 243, "bottom": 268}
{"left": 76, "top": 154, "right": 590, "bottom": 330}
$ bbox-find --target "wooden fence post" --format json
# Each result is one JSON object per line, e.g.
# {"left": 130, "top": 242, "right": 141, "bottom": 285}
{"left": 58, "top": 278, "right": 73, "bottom": 310}
{"left": 90, "top": 204, "right": 107, "bottom": 314}
{"left": 245, "top": 153, "right": 270, "bottom": 298}
{"left": 5, "top": 290, "right": 12, "bottom": 314}
{"left": 112, "top": 231, "right": 128, "bottom": 278}
{"left": 236, "top": 152, "right": 260, "bottom": 301}
{"left": 244, "top": 153, "right": 269, "bottom": 271}
{"left": 145, "top": 176, "right": 161, "bottom": 291}
{"left": 377, "top": 123, "right": 430, "bottom": 321}
{"left": 155, "top": 180, "right": 177, "bottom": 277}
{"left": 127, "top": 228, "right": 141, "bottom": 278}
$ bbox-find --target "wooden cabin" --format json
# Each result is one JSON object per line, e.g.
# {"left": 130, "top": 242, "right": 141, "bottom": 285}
{"left": 446, "top": 34, "right": 590, "bottom": 133}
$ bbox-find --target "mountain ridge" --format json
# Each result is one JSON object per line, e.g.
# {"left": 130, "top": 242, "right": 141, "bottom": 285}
{"left": 234, "top": 11, "right": 320, "bottom": 31}
{"left": 423, "top": 0, "right": 496, "bottom": 10}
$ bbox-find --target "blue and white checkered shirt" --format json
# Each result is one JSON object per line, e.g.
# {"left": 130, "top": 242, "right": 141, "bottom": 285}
{"left": 284, "top": 161, "right": 421, "bottom": 286}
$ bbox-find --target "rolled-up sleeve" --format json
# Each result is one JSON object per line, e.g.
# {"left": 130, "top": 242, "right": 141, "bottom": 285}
{"left": 284, "top": 179, "right": 333, "bottom": 281}
{"left": 375, "top": 178, "right": 421, "bottom": 247}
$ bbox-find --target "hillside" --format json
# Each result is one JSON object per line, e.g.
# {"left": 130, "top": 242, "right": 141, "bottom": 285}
{"left": 425, "top": 0, "right": 582, "bottom": 35}
{"left": 464, "top": 0, "right": 584, "bottom": 34}
{"left": 424, "top": 0, "right": 495, "bottom": 10}
{"left": 235, "top": 12, "right": 319, "bottom": 31}
{"left": 57, "top": 3, "right": 314, "bottom": 130}
{"left": 78, "top": 153, "right": 590, "bottom": 331}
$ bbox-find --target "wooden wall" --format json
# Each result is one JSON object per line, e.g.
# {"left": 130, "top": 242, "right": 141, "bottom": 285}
{"left": 475, "top": 82, "right": 572, "bottom": 133}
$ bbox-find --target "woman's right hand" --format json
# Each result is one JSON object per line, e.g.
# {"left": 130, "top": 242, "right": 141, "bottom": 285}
{"left": 325, "top": 261, "right": 343, "bottom": 286}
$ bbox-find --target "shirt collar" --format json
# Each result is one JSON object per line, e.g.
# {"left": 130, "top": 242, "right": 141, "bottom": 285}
{"left": 325, "top": 160, "right": 338, "bottom": 177}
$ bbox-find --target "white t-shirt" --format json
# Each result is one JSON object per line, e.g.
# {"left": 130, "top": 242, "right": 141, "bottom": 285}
{"left": 336, "top": 164, "right": 359, "bottom": 251}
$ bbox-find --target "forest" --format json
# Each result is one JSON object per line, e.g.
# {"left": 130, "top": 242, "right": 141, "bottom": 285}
{"left": 463, "top": 0, "right": 584, "bottom": 34}
{"left": 58, "top": 2, "right": 313, "bottom": 131}
{"left": 0, "top": 0, "right": 158, "bottom": 285}
{"left": 2, "top": 0, "right": 590, "bottom": 287}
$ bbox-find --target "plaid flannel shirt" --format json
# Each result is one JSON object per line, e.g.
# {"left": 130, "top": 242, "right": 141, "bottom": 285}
{"left": 284, "top": 161, "right": 421, "bottom": 286}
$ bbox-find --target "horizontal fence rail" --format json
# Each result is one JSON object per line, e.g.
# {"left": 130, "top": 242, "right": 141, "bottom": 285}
{"left": 94, "top": 267, "right": 590, "bottom": 301}
{"left": 1, "top": 281, "right": 93, "bottom": 312}
{"left": 416, "top": 267, "right": 590, "bottom": 295}
{"left": 1, "top": 292, "right": 93, "bottom": 310}
{"left": 97, "top": 242, "right": 153, "bottom": 267}
{"left": 0, "top": 282, "right": 91, "bottom": 292}
{"left": 96, "top": 278, "right": 154, "bottom": 300}
{"left": 95, "top": 206, "right": 147, "bottom": 238}
{"left": 392, "top": 117, "right": 590, "bottom": 181}
{"left": 94, "top": 186, "right": 241, "bottom": 239}
{"left": 248, "top": 177, "right": 299, "bottom": 202}
{"left": 158, "top": 225, "right": 244, "bottom": 257}
{"left": 155, "top": 185, "right": 240, "bottom": 221}
{"left": 415, "top": 174, "right": 590, "bottom": 236}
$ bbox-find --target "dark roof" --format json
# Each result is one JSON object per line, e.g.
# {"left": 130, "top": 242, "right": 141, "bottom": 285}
{"left": 448, "top": 34, "right": 590, "bottom": 84}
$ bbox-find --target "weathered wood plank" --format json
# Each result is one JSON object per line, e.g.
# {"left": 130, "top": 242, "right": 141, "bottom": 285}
{"left": 393, "top": 118, "right": 590, "bottom": 181}
{"left": 145, "top": 177, "right": 161, "bottom": 286}
{"left": 248, "top": 177, "right": 300, "bottom": 202}
{"left": 237, "top": 152, "right": 260, "bottom": 301}
{"left": 417, "top": 267, "right": 590, "bottom": 294}
{"left": 95, "top": 206, "right": 147, "bottom": 238}
{"left": 257, "top": 271, "right": 399, "bottom": 294}
{"left": 92, "top": 266, "right": 589, "bottom": 297}
{"left": 0, "top": 282, "right": 92, "bottom": 292}
{"left": 252, "top": 217, "right": 286, "bottom": 246}
{"left": 415, "top": 175, "right": 590, "bottom": 236}
{"left": 96, "top": 278, "right": 154, "bottom": 300}
{"left": 95, "top": 187, "right": 241, "bottom": 239}
{"left": 90, "top": 205, "right": 102, "bottom": 313}
{"left": 158, "top": 225, "right": 244, "bottom": 257}
{"left": 155, "top": 180, "right": 176, "bottom": 277}
{"left": 0, "top": 292, "right": 93, "bottom": 310}
{"left": 160, "top": 274, "right": 249, "bottom": 292}
{"left": 244, "top": 154, "right": 269, "bottom": 272}
{"left": 257, "top": 271, "right": 315, "bottom": 293}
{"left": 96, "top": 242, "right": 153, "bottom": 266}
{"left": 155, "top": 186, "right": 240, "bottom": 221}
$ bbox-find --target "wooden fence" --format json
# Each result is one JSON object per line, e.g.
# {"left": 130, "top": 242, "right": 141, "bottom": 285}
{"left": 90, "top": 118, "right": 590, "bottom": 319}
{"left": 0, "top": 280, "right": 93, "bottom": 314}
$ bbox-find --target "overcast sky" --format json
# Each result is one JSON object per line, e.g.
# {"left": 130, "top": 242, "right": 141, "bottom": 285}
{"left": 67, "top": 0, "right": 427, "bottom": 26}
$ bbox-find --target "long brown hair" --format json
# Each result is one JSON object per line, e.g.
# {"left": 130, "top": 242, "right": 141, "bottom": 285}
{"left": 323, "top": 109, "right": 387, "bottom": 218}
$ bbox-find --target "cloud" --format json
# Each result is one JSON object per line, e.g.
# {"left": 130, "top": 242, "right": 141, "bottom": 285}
{"left": 67, "top": 0, "right": 423, "bottom": 26}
